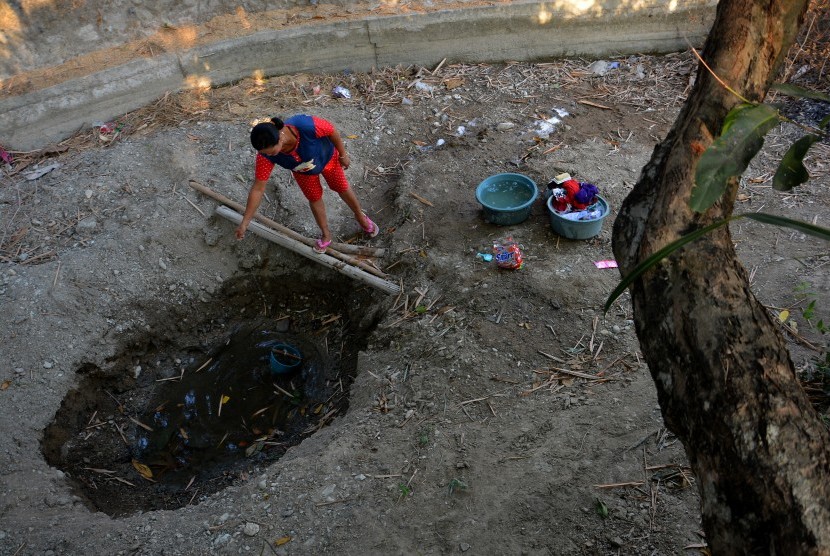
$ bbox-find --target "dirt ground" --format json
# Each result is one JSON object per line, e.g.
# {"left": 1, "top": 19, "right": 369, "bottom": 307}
{"left": 2, "top": 3, "right": 830, "bottom": 556}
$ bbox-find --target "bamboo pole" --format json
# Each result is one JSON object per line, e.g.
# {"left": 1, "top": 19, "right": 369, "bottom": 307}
{"left": 187, "top": 180, "right": 388, "bottom": 278}
{"left": 188, "top": 180, "right": 386, "bottom": 258}
{"left": 215, "top": 206, "right": 401, "bottom": 296}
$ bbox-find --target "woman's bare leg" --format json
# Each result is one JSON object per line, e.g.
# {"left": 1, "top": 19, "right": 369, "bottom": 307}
{"left": 309, "top": 198, "right": 331, "bottom": 242}
{"left": 337, "top": 187, "right": 371, "bottom": 229}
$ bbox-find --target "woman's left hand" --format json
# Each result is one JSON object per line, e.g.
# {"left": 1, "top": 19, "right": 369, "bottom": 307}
{"left": 340, "top": 152, "right": 351, "bottom": 169}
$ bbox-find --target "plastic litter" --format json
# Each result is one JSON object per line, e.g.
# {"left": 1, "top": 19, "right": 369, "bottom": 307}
{"left": 0, "top": 145, "right": 12, "bottom": 166}
{"left": 93, "top": 121, "right": 123, "bottom": 142}
{"left": 476, "top": 252, "right": 493, "bottom": 262}
{"left": 533, "top": 115, "right": 563, "bottom": 139}
{"left": 414, "top": 81, "right": 435, "bottom": 93}
{"left": 588, "top": 60, "right": 610, "bottom": 76}
{"left": 492, "top": 236, "right": 524, "bottom": 270}
{"left": 594, "top": 260, "right": 618, "bottom": 269}
{"left": 24, "top": 163, "right": 61, "bottom": 181}
{"left": 332, "top": 86, "right": 351, "bottom": 99}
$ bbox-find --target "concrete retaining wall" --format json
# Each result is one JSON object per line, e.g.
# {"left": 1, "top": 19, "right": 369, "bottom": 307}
{"left": 0, "top": 0, "right": 716, "bottom": 151}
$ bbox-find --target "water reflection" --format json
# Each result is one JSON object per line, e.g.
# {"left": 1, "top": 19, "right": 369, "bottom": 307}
{"left": 133, "top": 324, "right": 330, "bottom": 485}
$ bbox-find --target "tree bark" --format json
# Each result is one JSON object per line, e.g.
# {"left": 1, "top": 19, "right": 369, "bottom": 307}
{"left": 611, "top": 0, "right": 830, "bottom": 552}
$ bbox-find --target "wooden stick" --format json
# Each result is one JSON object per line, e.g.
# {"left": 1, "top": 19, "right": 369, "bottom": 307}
{"left": 129, "top": 416, "right": 154, "bottom": 432}
{"left": 113, "top": 422, "right": 130, "bottom": 446}
{"left": 216, "top": 206, "right": 401, "bottom": 295}
{"left": 549, "top": 366, "right": 602, "bottom": 381}
{"left": 460, "top": 396, "right": 490, "bottom": 406}
{"left": 178, "top": 193, "right": 207, "bottom": 217}
{"left": 593, "top": 481, "right": 645, "bottom": 489}
{"left": 315, "top": 499, "right": 349, "bottom": 507}
{"left": 577, "top": 99, "right": 612, "bottom": 110}
{"left": 271, "top": 348, "right": 301, "bottom": 361}
{"left": 409, "top": 192, "right": 434, "bottom": 207}
{"left": 537, "top": 350, "right": 565, "bottom": 363}
{"left": 188, "top": 181, "right": 385, "bottom": 257}
{"left": 194, "top": 357, "right": 213, "bottom": 373}
{"left": 542, "top": 143, "right": 563, "bottom": 155}
{"left": 273, "top": 384, "right": 294, "bottom": 398}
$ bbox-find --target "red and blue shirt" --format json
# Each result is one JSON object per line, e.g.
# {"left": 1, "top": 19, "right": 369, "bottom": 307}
{"left": 254, "top": 115, "right": 335, "bottom": 180}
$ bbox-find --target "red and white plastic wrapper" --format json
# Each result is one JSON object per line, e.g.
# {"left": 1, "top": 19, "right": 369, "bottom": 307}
{"left": 93, "top": 121, "right": 122, "bottom": 142}
{"left": 492, "top": 236, "right": 524, "bottom": 270}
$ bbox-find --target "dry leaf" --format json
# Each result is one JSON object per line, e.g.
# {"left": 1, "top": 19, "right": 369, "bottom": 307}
{"left": 346, "top": 134, "right": 359, "bottom": 139}
{"left": 275, "top": 535, "right": 292, "bottom": 546}
{"left": 778, "top": 309, "right": 790, "bottom": 323}
{"left": 1, "top": 380, "right": 10, "bottom": 390}
{"left": 444, "top": 77, "right": 464, "bottom": 89}
{"left": 245, "top": 440, "right": 264, "bottom": 457}
{"left": 221, "top": 395, "right": 230, "bottom": 404}
{"left": 132, "top": 459, "right": 153, "bottom": 479}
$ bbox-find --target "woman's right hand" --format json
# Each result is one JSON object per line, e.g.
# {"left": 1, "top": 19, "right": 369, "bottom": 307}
{"left": 237, "top": 180, "right": 267, "bottom": 240}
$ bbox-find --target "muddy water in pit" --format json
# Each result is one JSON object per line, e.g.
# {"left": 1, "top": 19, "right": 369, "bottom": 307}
{"left": 41, "top": 276, "right": 376, "bottom": 517}
{"left": 132, "top": 325, "right": 331, "bottom": 488}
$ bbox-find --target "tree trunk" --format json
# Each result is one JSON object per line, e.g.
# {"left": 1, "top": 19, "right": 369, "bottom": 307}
{"left": 611, "top": 0, "right": 830, "bottom": 552}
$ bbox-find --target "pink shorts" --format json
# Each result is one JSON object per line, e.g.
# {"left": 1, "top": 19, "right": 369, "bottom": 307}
{"left": 292, "top": 153, "right": 350, "bottom": 202}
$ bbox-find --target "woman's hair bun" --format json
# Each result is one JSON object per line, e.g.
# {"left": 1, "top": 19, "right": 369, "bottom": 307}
{"left": 250, "top": 120, "right": 281, "bottom": 150}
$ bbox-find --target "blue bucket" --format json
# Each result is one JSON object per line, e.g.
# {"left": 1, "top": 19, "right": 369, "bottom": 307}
{"left": 269, "top": 343, "right": 302, "bottom": 375}
{"left": 475, "top": 173, "right": 539, "bottom": 226}
{"left": 546, "top": 195, "right": 610, "bottom": 239}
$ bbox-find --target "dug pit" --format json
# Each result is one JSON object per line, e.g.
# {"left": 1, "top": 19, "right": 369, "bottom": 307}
{"left": 40, "top": 273, "right": 377, "bottom": 517}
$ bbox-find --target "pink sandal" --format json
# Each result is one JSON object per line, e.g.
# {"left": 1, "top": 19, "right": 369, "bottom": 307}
{"left": 313, "top": 238, "right": 331, "bottom": 254}
{"left": 361, "top": 214, "right": 379, "bottom": 238}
